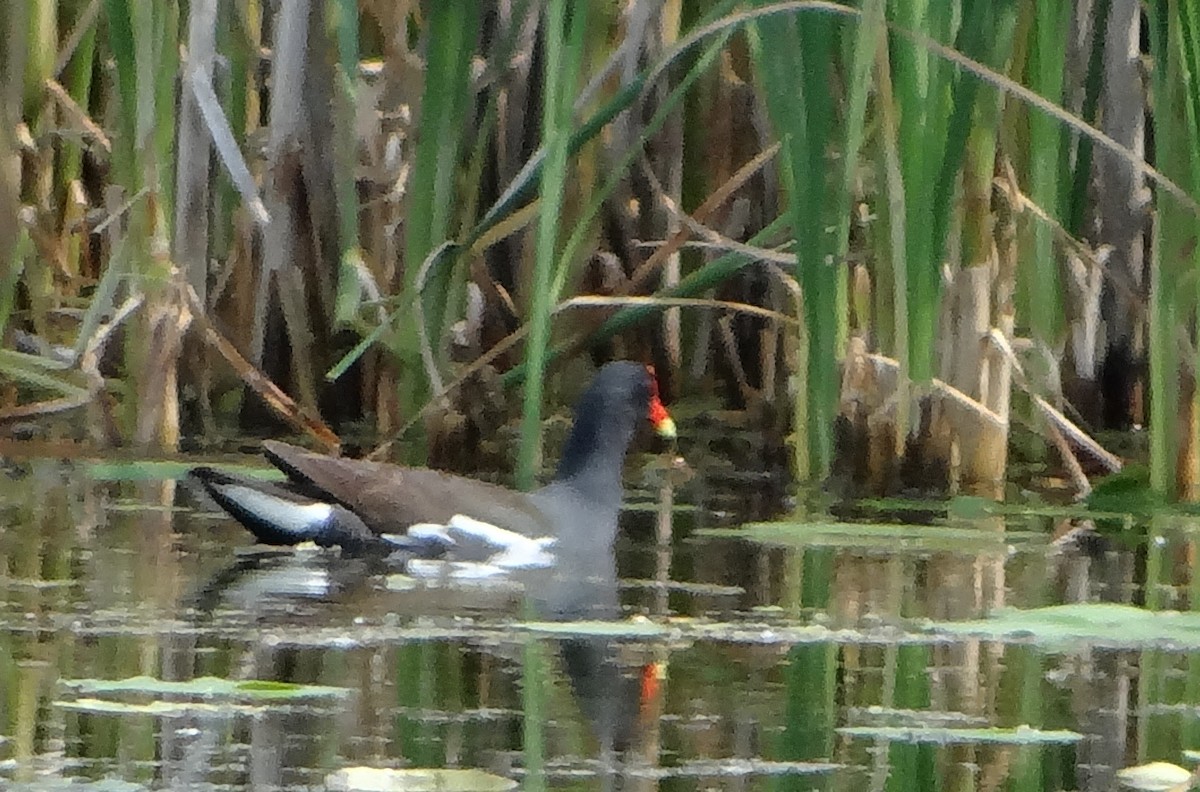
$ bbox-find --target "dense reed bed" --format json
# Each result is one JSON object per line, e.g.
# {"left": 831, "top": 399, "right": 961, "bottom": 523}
{"left": 2, "top": 0, "right": 1198, "bottom": 500}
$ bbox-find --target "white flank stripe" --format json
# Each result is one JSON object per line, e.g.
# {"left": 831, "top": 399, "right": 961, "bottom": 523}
{"left": 446, "top": 514, "right": 521, "bottom": 545}
{"left": 447, "top": 514, "right": 556, "bottom": 570}
{"left": 224, "top": 486, "right": 332, "bottom": 535}
{"left": 406, "top": 523, "right": 455, "bottom": 544}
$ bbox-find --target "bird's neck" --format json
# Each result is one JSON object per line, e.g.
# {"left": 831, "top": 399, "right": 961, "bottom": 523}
{"left": 553, "top": 410, "right": 634, "bottom": 506}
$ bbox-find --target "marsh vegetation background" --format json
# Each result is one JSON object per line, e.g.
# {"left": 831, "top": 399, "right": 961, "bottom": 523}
{"left": 4, "top": 4, "right": 1200, "bottom": 791}
{"left": 3, "top": 0, "right": 1196, "bottom": 504}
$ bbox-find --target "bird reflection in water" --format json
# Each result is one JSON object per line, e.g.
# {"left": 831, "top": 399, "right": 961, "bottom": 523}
{"left": 185, "top": 549, "right": 659, "bottom": 782}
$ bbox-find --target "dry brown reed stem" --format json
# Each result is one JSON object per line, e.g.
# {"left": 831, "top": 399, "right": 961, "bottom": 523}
{"left": 1031, "top": 394, "right": 1123, "bottom": 474}
{"left": 984, "top": 328, "right": 1123, "bottom": 473}
{"left": 866, "top": 343, "right": 1122, "bottom": 481}
{"left": 44, "top": 79, "right": 111, "bottom": 154}
{"left": 134, "top": 277, "right": 192, "bottom": 450}
{"left": 639, "top": 152, "right": 794, "bottom": 265}
{"left": 716, "top": 313, "right": 755, "bottom": 400}
{"left": 82, "top": 295, "right": 141, "bottom": 444}
{"left": 628, "top": 142, "right": 781, "bottom": 292}
{"left": 183, "top": 284, "right": 340, "bottom": 453}
{"left": 365, "top": 293, "right": 787, "bottom": 461}
{"left": 664, "top": 2, "right": 1198, "bottom": 213}
{"left": 1042, "top": 408, "right": 1092, "bottom": 497}
{"left": 50, "top": 0, "right": 102, "bottom": 78}
{"left": 0, "top": 295, "right": 140, "bottom": 428}
{"left": 370, "top": 142, "right": 783, "bottom": 457}
{"left": 0, "top": 395, "right": 89, "bottom": 423}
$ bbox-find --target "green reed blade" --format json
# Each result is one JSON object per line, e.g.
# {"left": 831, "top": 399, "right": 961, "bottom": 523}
{"left": 1146, "top": 0, "right": 1200, "bottom": 494}
{"left": 396, "top": 2, "right": 480, "bottom": 424}
{"left": 1065, "top": 0, "right": 1110, "bottom": 238}
{"left": 1023, "top": 0, "right": 1070, "bottom": 344}
{"left": 517, "top": 1, "right": 590, "bottom": 490}
{"left": 331, "top": 0, "right": 363, "bottom": 324}
{"left": 753, "top": 2, "right": 842, "bottom": 477}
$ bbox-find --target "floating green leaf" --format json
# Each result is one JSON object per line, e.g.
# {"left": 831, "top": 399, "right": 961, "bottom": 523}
{"left": 519, "top": 620, "right": 668, "bottom": 638}
{"left": 325, "top": 767, "right": 517, "bottom": 792}
{"left": 1115, "top": 761, "right": 1194, "bottom": 791}
{"left": 2, "top": 780, "right": 147, "bottom": 792}
{"left": 838, "top": 725, "right": 1081, "bottom": 745}
{"left": 86, "top": 460, "right": 284, "bottom": 482}
{"left": 56, "top": 698, "right": 241, "bottom": 716}
{"left": 59, "top": 675, "right": 350, "bottom": 702}
{"left": 933, "top": 604, "right": 1200, "bottom": 650}
{"left": 699, "top": 521, "right": 1045, "bottom": 554}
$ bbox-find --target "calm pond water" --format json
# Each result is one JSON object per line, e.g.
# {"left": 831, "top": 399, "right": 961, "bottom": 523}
{"left": 2, "top": 442, "right": 1200, "bottom": 791}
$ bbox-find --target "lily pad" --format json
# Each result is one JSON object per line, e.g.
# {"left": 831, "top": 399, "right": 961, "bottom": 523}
{"left": 698, "top": 521, "right": 1044, "bottom": 554}
{"left": 621, "top": 759, "right": 841, "bottom": 778}
{"left": 55, "top": 698, "right": 244, "bottom": 716}
{"left": 519, "top": 620, "right": 668, "bottom": 638}
{"left": 86, "top": 459, "right": 284, "bottom": 483}
{"left": 837, "top": 725, "right": 1081, "bottom": 745}
{"left": 1, "top": 780, "right": 147, "bottom": 792}
{"left": 1116, "top": 761, "right": 1195, "bottom": 790}
{"left": 325, "top": 767, "right": 517, "bottom": 792}
{"left": 620, "top": 579, "right": 746, "bottom": 597}
{"left": 931, "top": 604, "right": 1200, "bottom": 650}
{"left": 58, "top": 675, "right": 350, "bottom": 702}
{"left": 846, "top": 707, "right": 988, "bottom": 729}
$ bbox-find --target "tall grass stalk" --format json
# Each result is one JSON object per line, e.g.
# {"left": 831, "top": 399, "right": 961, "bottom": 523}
{"left": 50, "top": 2, "right": 100, "bottom": 287}
{"left": 521, "top": 639, "right": 548, "bottom": 792}
{"left": 1147, "top": 0, "right": 1200, "bottom": 495}
{"left": 1023, "top": 0, "right": 1070, "bottom": 346}
{"left": 22, "top": 2, "right": 56, "bottom": 337}
{"left": 397, "top": 3, "right": 480, "bottom": 427}
{"left": 1177, "top": 0, "right": 1200, "bottom": 499}
{"left": 874, "top": 37, "right": 912, "bottom": 458}
{"left": 0, "top": 16, "right": 21, "bottom": 340}
{"left": 517, "top": 2, "right": 589, "bottom": 490}
{"left": 100, "top": 0, "right": 180, "bottom": 446}
{"left": 331, "top": 0, "right": 363, "bottom": 325}
{"left": 889, "top": 0, "right": 954, "bottom": 389}
{"left": 753, "top": 5, "right": 842, "bottom": 478}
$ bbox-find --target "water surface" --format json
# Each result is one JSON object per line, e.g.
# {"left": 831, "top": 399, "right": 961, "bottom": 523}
{"left": 1, "top": 449, "right": 1196, "bottom": 790}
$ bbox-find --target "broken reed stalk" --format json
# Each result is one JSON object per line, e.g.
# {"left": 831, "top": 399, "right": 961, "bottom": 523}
{"left": 183, "top": 283, "right": 340, "bottom": 452}
{"left": 864, "top": 348, "right": 1121, "bottom": 496}
{"left": 366, "top": 294, "right": 797, "bottom": 462}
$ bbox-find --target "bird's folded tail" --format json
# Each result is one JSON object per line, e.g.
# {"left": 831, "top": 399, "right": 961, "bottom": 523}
{"left": 189, "top": 467, "right": 401, "bottom": 556}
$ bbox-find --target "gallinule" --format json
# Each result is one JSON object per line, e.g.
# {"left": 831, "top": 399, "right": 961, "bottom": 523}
{"left": 190, "top": 362, "right": 676, "bottom": 586}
